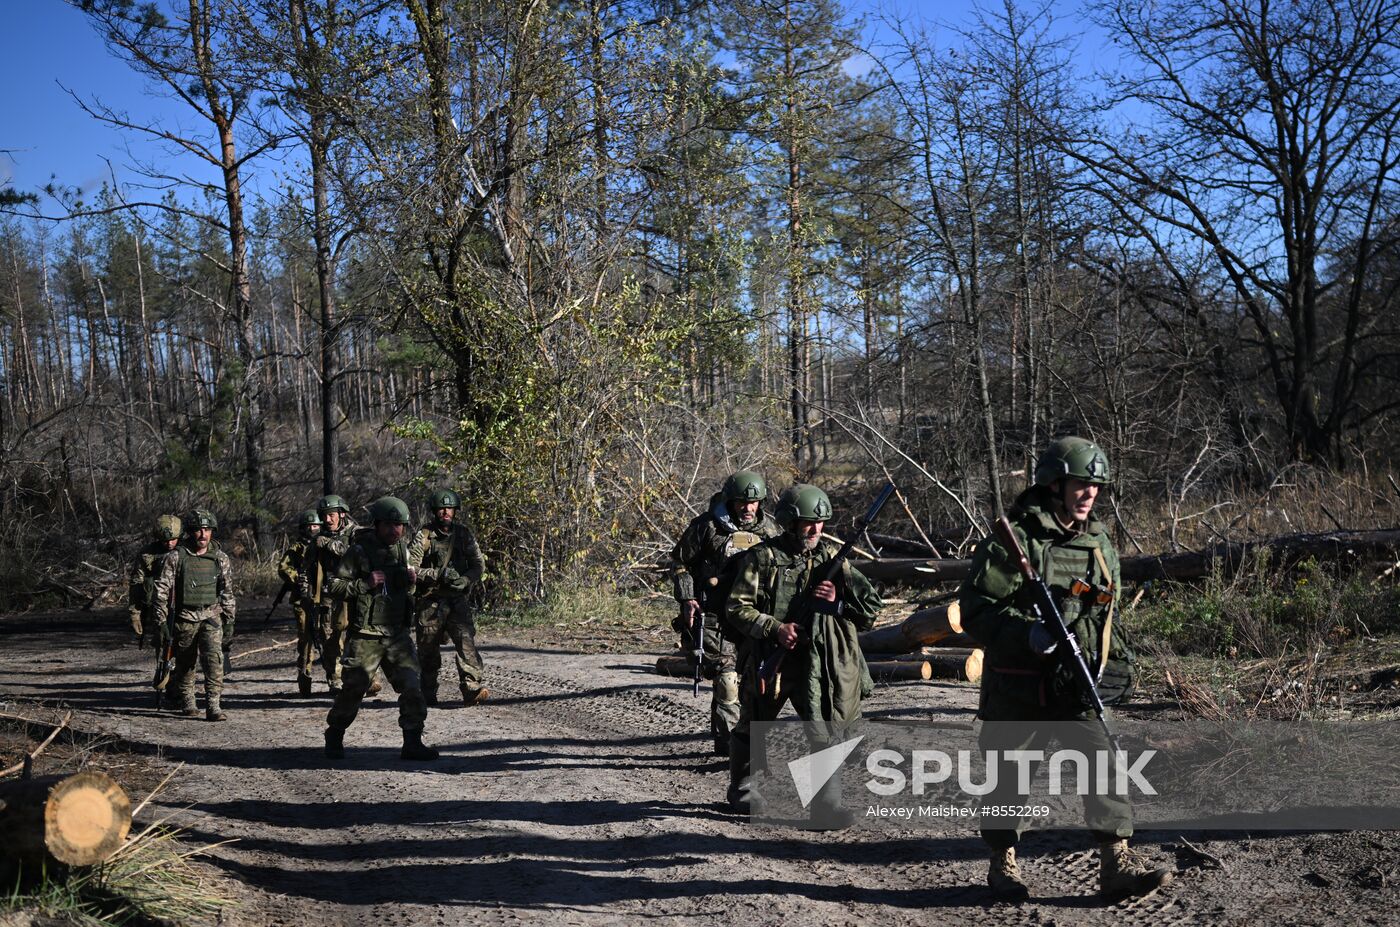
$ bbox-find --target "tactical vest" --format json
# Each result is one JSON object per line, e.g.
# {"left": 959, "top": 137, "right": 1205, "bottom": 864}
{"left": 351, "top": 532, "right": 413, "bottom": 633}
{"left": 178, "top": 547, "right": 220, "bottom": 608}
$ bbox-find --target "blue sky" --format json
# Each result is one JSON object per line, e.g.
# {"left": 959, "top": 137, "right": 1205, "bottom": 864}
{"left": 3, "top": 0, "right": 1106, "bottom": 205}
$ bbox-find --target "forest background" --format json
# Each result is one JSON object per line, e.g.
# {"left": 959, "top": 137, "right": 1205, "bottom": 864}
{"left": 3, "top": 0, "right": 1400, "bottom": 644}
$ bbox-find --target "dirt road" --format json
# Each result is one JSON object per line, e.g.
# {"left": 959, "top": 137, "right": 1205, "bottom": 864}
{"left": 0, "top": 607, "right": 1394, "bottom": 926}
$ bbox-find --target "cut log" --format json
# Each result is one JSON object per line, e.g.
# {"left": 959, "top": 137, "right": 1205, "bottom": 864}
{"left": 859, "top": 603, "right": 963, "bottom": 653}
{"left": 0, "top": 771, "right": 131, "bottom": 867}
{"left": 655, "top": 653, "right": 695, "bottom": 677}
{"left": 867, "top": 660, "right": 932, "bottom": 682}
{"left": 923, "top": 648, "right": 983, "bottom": 683}
{"left": 923, "top": 633, "right": 976, "bottom": 650}
{"left": 854, "top": 558, "right": 972, "bottom": 585}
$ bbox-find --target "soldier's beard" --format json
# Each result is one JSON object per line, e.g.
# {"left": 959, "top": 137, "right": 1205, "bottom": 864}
{"left": 800, "top": 535, "right": 820, "bottom": 551}
{"left": 736, "top": 513, "right": 756, "bottom": 527}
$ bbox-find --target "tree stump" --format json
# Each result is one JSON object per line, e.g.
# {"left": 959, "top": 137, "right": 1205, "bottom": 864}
{"left": 0, "top": 771, "right": 131, "bottom": 868}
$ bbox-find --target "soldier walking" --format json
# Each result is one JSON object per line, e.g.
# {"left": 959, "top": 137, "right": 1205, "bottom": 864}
{"left": 410, "top": 489, "right": 489, "bottom": 706}
{"left": 152, "top": 509, "right": 236, "bottom": 721}
{"left": 277, "top": 509, "right": 324, "bottom": 696}
{"left": 725, "top": 484, "right": 882, "bottom": 828}
{"left": 670, "top": 471, "right": 780, "bottom": 755}
{"left": 128, "top": 514, "right": 181, "bottom": 646}
{"left": 324, "top": 496, "right": 439, "bottom": 761}
{"left": 960, "top": 437, "right": 1172, "bottom": 901}
{"left": 311, "top": 494, "right": 358, "bottom": 696}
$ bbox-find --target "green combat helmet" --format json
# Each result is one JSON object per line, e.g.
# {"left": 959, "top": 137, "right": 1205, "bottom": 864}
{"left": 298, "top": 509, "right": 323, "bottom": 532}
{"left": 152, "top": 514, "right": 182, "bottom": 541}
{"left": 722, "top": 470, "right": 767, "bottom": 503}
{"left": 1034, "top": 436, "right": 1111, "bottom": 487}
{"left": 317, "top": 494, "right": 350, "bottom": 516}
{"left": 367, "top": 496, "right": 412, "bottom": 525}
{"left": 428, "top": 489, "right": 460, "bottom": 510}
{"left": 774, "top": 483, "right": 833, "bottom": 529}
{"left": 185, "top": 509, "right": 218, "bottom": 530}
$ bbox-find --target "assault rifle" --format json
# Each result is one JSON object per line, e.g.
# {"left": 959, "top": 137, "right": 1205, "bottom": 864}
{"left": 757, "top": 482, "right": 896, "bottom": 697}
{"left": 152, "top": 579, "right": 175, "bottom": 708}
{"left": 691, "top": 592, "right": 708, "bottom": 697}
{"left": 992, "top": 515, "right": 1122, "bottom": 755}
{"left": 264, "top": 580, "right": 294, "bottom": 625}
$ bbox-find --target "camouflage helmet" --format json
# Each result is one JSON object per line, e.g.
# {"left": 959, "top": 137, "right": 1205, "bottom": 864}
{"left": 722, "top": 470, "right": 768, "bottom": 503}
{"left": 185, "top": 509, "right": 217, "bottom": 530}
{"left": 297, "top": 509, "right": 324, "bottom": 529}
{"left": 1034, "top": 436, "right": 1111, "bottom": 487}
{"left": 367, "top": 495, "right": 412, "bottom": 525}
{"left": 152, "top": 514, "right": 182, "bottom": 542}
{"left": 428, "top": 488, "right": 461, "bottom": 510}
{"left": 317, "top": 494, "right": 350, "bottom": 516}
{"left": 774, "top": 483, "right": 833, "bottom": 529}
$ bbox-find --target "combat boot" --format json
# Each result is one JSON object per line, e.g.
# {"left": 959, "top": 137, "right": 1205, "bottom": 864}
{"left": 297, "top": 673, "right": 313, "bottom": 697}
{"left": 366, "top": 674, "right": 383, "bottom": 697}
{"left": 808, "top": 768, "right": 856, "bottom": 831}
{"left": 725, "top": 739, "right": 766, "bottom": 815}
{"left": 205, "top": 696, "right": 227, "bottom": 722}
{"left": 987, "top": 847, "right": 1030, "bottom": 901}
{"left": 423, "top": 689, "right": 439, "bottom": 707}
{"left": 324, "top": 727, "right": 345, "bottom": 759}
{"left": 460, "top": 685, "right": 490, "bottom": 706}
{"left": 1099, "top": 840, "right": 1173, "bottom": 900}
{"left": 401, "top": 728, "right": 440, "bottom": 761}
{"left": 180, "top": 695, "right": 199, "bottom": 718}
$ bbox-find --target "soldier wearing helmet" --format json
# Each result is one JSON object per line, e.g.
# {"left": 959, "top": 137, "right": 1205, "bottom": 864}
{"left": 409, "top": 488, "right": 489, "bottom": 707}
{"left": 724, "top": 483, "right": 882, "bottom": 827}
{"left": 310, "top": 493, "right": 361, "bottom": 695}
{"left": 669, "top": 470, "right": 781, "bottom": 756}
{"left": 127, "top": 514, "right": 182, "bottom": 646}
{"left": 277, "top": 509, "right": 325, "bottom": 696}
{"left": 959, "top": 437, "right": 1170, "bottom": 901}
{"left": 152, "top": 509, "right": 236, "bottom": 722}
{"left": 324, "top": 496, "right": 439, "bottom": 762}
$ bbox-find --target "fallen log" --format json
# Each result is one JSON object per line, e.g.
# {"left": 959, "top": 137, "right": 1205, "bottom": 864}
{"left": 922, "top": 648, "right": 983, "bottom": 683}
{"left": 867, "top": 660, "right": 932, "bottom": 682}
{"left": 0, "top": 771, "right": 131, "bottom": 868}
{"left": 655, "top": 653, "right": 694, "bottom": 677}
{"left": 859, "top": 603, "right": 963, "bottom": 653}
{"left": 854, "top": 558, "right": 972, "bottom": 585}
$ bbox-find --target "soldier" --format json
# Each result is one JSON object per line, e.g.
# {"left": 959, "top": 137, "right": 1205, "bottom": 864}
{"left": 324, "top": 496, "right": 438, "bottom": 761}
{"left": 311, "top": 494, "right": 358, "bottom": 696}
{"left": 409, "top": 489, "right": 489, "bottom": 707}
{"left": 152, "top": 509, "right": 236, "bottom": 722}
{"left": 670, "top": 470, "right": 781, "bottom": 755}
{"left": 725, "top": 484, "right": 882, "bottom": 827}
{"left": 277, "top": 509, "right": 324, "bottom": 697}
{"left": 128, "top": 514, "right": 181, "bottom": 646}
{"left": 959, "top": 437, "right": 1172, "bottom": 901}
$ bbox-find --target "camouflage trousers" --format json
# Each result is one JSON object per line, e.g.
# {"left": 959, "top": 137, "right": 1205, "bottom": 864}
{"left": 416, "top": 596, "right": 485, "bottom": 696}
{"left": 977, "top": 703, "right": 1133, "bottom": 849}
{"left": 169, "top": 612, "right": 224, "bottom": 707}
{"left": 293, "top": 601, "right": 318, "bottom": 679}
{"left": 676, "top": 614, "right": 740, "bottom": 744}
{"left": 326, "top": 629, "right": 428, "bottom": 733}
{"left": 317, "top": 600, "right": 350, "bottom": 688}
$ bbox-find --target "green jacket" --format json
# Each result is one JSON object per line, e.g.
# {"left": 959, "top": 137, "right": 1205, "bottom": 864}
{"left": 670, "top": 493, "right": 781, "bottom": 613}
{"left": 311, "top": 517, "right": 360, "bottom": 606}
{"left": 726, "top": 533, "right": 883, "bottom": 727}
{"left": 127, "top": 541, "right": 169, "bottom": 614}
{"left": 329, "top": 528, "right": 416, "bottom": 637}
{"left": 409, "top": 520, "right": 485, "bottom": 601}
{"left": 277, "top": 537, "right": 319, "bottom": 601}
{"left": 960, "top": 486, "right": 1124, "bottom": 716}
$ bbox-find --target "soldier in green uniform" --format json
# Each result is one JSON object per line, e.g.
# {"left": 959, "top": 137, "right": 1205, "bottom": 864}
{"left": 152, "top": 509, "right": 237, "bottom": 721}
{"left": 324, "top": 496, "right": 439, "bottom": 761}
{"left": 409, "top": 489, "right": 489, "bottom": 706}
{"left": 128, "top": 514, "right": 181, "bottom": 646}
{"left": 277, "top": 509, "right": 324, "bottom": 697}
{"left": 725, "top": 483, "right": 883, "bottom": 827}
{"left": 311, "top": 494, "right": 359, "bottom": 695}
{"left": 670, "top": 470, "right": 781, "bottom": 755}
{"left": 959, "top": 437, "right": 1172, "bottom": 901}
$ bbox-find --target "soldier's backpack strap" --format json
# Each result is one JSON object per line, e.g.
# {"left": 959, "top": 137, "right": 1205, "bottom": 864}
{"left": 1091, "top": 546, "right": 1115, "bottom": 680}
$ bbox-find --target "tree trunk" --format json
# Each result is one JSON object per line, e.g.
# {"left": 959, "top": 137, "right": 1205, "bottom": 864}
{"left": 0, "top": 771, "right": 131, "bottom": 869}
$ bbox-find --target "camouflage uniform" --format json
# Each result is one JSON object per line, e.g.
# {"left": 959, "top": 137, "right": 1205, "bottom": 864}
{"left": 725, "top": 531, "right": 882, "bottom": 817}
{"left": 312, "top": 515, "right": 360, "bottom": 691}
{"left": 670, "top": 491, "right": 780, "bottom": 751}
{"left": 409, "top": 518, "right": 487, "bottom": 704}
{"left": 153, "top": 541, "right": 236, "bottom": 718}
{"left": 277, "top": 536, "right": 321, "bottom": 695}
{"left": 325, "top": 527, "right": 428, "bottom": 738}
{"left": 127, "top": 541, "right": 172, "bottom": 642}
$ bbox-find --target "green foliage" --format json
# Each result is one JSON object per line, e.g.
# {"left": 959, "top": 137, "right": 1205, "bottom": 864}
{"left": 1136, "top": 553, "right": 1400, "bottom": 658}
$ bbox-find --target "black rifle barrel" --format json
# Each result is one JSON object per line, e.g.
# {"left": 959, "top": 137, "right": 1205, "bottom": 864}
{"left": 992, "top": 515, "right": 1122, "bottom": 755}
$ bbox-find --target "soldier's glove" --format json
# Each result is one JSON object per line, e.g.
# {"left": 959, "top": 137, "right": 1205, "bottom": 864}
{"left": 295, "top": 577, "right": 311, "bottom": 600}
{"left": 441, "top": 567, "right": 461, "bottom": 585}
{"left": 1028, "top": 622, "right": 1059, "bottom": 655}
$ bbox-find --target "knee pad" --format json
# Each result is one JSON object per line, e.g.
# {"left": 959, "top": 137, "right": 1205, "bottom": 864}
{"left": 715, "top": 670, "right": 740, "bottom": 705}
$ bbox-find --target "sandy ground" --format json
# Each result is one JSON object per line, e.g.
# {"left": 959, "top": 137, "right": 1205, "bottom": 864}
{"left": 1, "top": 605, "right": 1396, "bottom": 926}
